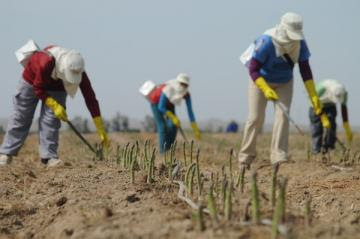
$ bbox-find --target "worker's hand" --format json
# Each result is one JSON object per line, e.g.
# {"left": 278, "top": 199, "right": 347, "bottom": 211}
{"left": 93, "top": 116, "right": 110, "bottom": 148}
{"left": 304, "top": 79, "right": 322, "bottom": 115}
{"left": 45, "top": 97, "right": 68, "bottom": 121}
{"left": 191, "top": 122, "right": 201, "bottom": 140}
{"left": 254, "top": 77, "right": 279, "bottom": 101}
{"left": 320, "top": 113, "right": 331, "bottom": 129}
{"left": 343, "top": 122, "right": 353, "bottom": 143}
{"left": 165, "top": 111, "right": 181, "bottom": 127}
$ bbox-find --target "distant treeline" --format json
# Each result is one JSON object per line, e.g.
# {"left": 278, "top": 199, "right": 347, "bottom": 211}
{"left": 68, "top": 112, "right": 157, "bottom": 134}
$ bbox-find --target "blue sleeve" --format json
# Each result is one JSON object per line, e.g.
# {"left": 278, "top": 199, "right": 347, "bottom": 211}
{"left": 299, "top": 40, "right": 311, "bottom": 62}
{"left": 185, "top": 94, "right": 196, "bottom": 122}
{"left": 252, "top": 35, "right": 273, "bottom": 64}
{"left": 158, "top": 93, "right": 169, "bottom": 114}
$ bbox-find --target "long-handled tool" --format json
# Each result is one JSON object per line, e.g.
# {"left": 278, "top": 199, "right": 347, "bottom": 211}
{"left": 336, "top": 136, "right": 347, "bottom": 152}
{"left": 178, "top": 125, "right": 189, "bottom": 143}
{"left": 67, "top": 120, "right": 97, "bottom": 153}
{"left": 274, "top": 101, "right": 304, "bottom": 136}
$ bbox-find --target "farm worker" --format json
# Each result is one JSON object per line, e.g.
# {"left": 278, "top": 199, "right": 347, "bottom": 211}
{"left": 147, "top": 73, "right": 201, "bottom": 153}
{"left": 0, "top": 45, "right": 109, "bottom": 167}
{"left": 309, "top": 79, "right": 352, "bottom": 154}
{"left": 238, "top": 12, "right": 330, "bottom": 166}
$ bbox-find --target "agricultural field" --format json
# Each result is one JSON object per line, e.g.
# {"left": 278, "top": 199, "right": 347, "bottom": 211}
{"left": 0, "top": 131, "right": 360, "bottom": 239}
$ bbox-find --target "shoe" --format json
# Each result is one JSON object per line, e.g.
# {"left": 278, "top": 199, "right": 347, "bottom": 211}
{"left": 46, "top": 158, "right": 63, "bottom": 168}
{"left": 0, "top": 154, "right": 12, "bottom": 166}
{"left": 41, "top": 158, "right": 50, "bottom": 165}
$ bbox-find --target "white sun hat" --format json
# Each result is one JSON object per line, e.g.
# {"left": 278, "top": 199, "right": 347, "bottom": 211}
{"left": 176, "top": 73, "right": 190, "bottom": 85}
{"left": 163, "top": 73, "right": 190, "bottom": 105}
{"left": 280, "top": 12, "right": 304, "bottom": 41}
{"left": 61, "top": 50, "right": 85, "bottom": 98}
{"left": 62, "top": 50, "right": 85, "bottom": 85}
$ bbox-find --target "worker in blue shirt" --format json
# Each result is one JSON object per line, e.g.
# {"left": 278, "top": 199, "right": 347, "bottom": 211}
{"left": 238, "top": 12, "right": 330, "bottom": 167}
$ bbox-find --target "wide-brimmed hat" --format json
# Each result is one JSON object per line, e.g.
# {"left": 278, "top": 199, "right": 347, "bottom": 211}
{"left": 280, "top": 12, "right": 304, "bottom": 40}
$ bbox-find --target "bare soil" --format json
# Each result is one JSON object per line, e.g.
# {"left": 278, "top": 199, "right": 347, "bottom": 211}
{"left": 1, "top": 132, "right": 360, "bottom": 239}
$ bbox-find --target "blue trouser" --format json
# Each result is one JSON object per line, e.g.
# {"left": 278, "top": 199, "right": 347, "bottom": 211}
{"left": 309, "top": 104, "right": 337, "bottom": 154}
{"left": 0, "top": 80, "right": 67, "bottom": 159}
{"left": 151, "top": 104, "right": 177, "bottom": 153}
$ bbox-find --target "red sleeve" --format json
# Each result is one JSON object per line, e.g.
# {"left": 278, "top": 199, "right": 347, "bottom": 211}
{"left": 32, "top": 54, "right": 55, "bottom": 101}
{"left": 80, "top": 72, "right": 101, "bottom": 118}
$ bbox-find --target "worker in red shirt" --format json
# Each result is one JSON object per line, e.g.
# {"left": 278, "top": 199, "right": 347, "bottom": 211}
{"left": 0, "top": 45, "right": 109, "bottom": 167}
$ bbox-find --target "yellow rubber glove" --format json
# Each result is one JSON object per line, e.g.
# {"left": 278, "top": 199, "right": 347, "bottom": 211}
{"left": 304, "top": 80, "right": 322, "bottom": 115}
{"left": 254, "top": 77, "right": 279, "bottom": 101}
{"left": 93, "top": 116, "right": 110, "bottom": 148}
{"left": 191, "top": 122, "right": 201, "bottom": 140}
{"left": 45, "top": 97, "right": 68, "bottom": 121}
{"left": 320, "top": 113, "right": 331, "bottom": 129}
{"left": 343, "top": 122, "right": 353, "bottom": 143}
{"left": 165, "top": 111, "right": 181, "bottom": 127}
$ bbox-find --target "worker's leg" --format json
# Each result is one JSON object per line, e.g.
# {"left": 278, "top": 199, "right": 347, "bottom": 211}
{"left": 270, "top": 80, "right": 293, "bottom": 164}
{"left": 0, "top": 80, "right": 39, "bottom": 156}
{"left": 165, "top": 118, "right": 178, "bottom": 151}
{"left": 323, "top": 104, "right": 337, "bottom": 150}
{"left": 39, "top": 91, "right": 67, "bottom": 159}
{"left": 238, "top": 79, "right": 268, "bottom": 165}
{"left": 309, "top": 108, "right": 323, "bottom": 154}
{"left": 151, "top": 104, "right": 167, "bottom": 153}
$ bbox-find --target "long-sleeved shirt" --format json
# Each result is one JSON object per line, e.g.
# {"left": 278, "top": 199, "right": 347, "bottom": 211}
{"left": 148, "top": 84, "right": 196, "bottom": 122}
{"left": 158, "top": 93, "right": 196, "bottom": 122}
{"left": 249, "top": 58, "right": 313, "bottom": 82}
{"left": 249, "top": 35, "right": 311, "bottom": 83}
{"left": 22, "top": 47, "right": 101, "bottom": 118}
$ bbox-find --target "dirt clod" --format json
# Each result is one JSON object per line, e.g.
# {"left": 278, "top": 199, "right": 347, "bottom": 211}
{"left": 56, "top": 196, "right": 68, "bottom": 207}
{"left": 126, "top": 194, "right": 140, "bottom": 203}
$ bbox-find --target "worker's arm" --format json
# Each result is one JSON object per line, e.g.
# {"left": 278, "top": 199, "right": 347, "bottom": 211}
{"left": 31, "top": 53, "right": 68, "bottom": 122}
{"left": 248, "top": 59, "right": 279, "bottom": 101}
{"left": 299, "top": 60, "right": 330, "bottom": 129}
{"left": 184, "top": 93, "right": 201, "bottom": 140}
{"left": 248, "top": 37, "right": 279, "bottom": 101}
{"left": 341, "top": 93, "right": 352, "bottom": 143}
{"left": 158, "top": 93, "right": 180, "bottom": 127}
{"left": 79, "top": 72, "right": 109, "bottom": 148}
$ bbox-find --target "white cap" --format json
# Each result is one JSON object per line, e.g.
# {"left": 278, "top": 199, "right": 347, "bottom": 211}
{"left": 62, "top": 50, "right": 85, "bottom": 85}
{"left": 280, "top": 12, "right": 304, "bottom": 40}
{"left": 176, "top": 73, "right": 190, "bottom": 85}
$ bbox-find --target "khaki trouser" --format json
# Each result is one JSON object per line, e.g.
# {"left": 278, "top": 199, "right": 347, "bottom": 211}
{"left": 238, "top": 79, "right": 293, "bottom": 165}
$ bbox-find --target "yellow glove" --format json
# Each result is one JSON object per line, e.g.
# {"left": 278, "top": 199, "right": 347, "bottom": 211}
{"left": 165, "top": 111, "right": 181, "bottom": 127}
{"left": 254, "top": 77, "right": 279, "bottom": 101}
{"left": 320, "top": 113, "right": 331, "bottom": 129}
{"left": 191, "top": 122, "right": 201, "bottom": 140}
{"left": 343, "top": 122, "right": 353, "bottom": 143}
{"left": 304, "top": 80, "right": 322, "bottom": 115}
{"left": 93, "top": 116, "right": 110, "bottom": 148}
{"left": 45, "top": 97, "right": 68, "bottom": 121}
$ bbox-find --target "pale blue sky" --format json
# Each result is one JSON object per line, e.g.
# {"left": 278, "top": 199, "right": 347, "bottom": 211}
{"left": 0, "top": 1, "right": 359, "bottom": 126}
